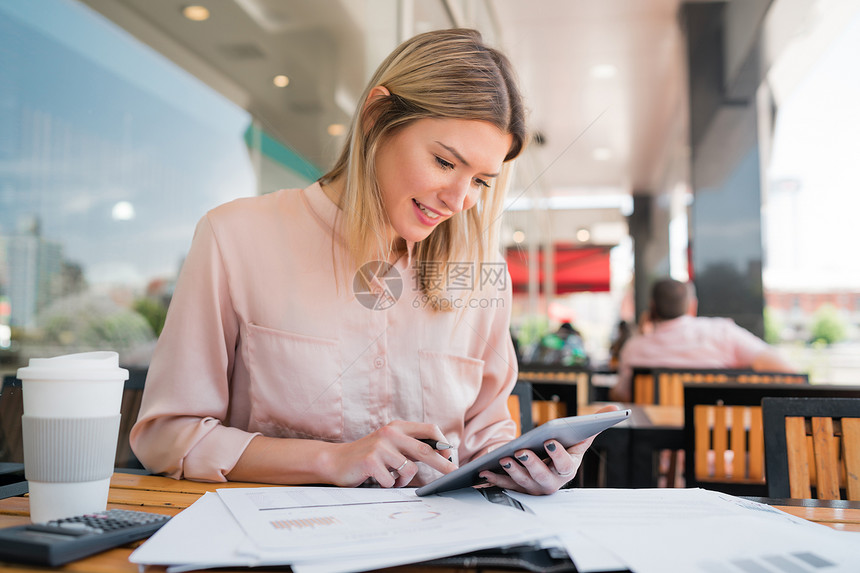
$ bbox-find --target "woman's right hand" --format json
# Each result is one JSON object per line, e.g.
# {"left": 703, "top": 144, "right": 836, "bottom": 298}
{"left": 322, "top": 420, "right": 458, "bottom": 487}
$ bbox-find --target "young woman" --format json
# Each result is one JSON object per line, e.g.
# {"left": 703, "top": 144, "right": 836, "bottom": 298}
{"left": 130, "top": 28, "right": 610, "bottom": 495}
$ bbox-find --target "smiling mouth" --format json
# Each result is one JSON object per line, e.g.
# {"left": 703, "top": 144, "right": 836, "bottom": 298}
{"left": 413, "top": 199, "right": 440, "bottom": 220}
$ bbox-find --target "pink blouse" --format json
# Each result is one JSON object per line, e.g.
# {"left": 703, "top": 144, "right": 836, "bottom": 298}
{"left": 130, "top": 183, "right": 518, "bottom": 484}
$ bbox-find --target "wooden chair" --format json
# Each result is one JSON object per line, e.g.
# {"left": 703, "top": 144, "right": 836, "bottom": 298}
{"left": 688, "top": 397, "right": 766, "bottom": 494}
{"left": 531, "top": 388, "right": 571, "bottom": 427}
{"left": 684, "top": 383, "right": 860, "bottom": 496}
{"left": 116, "top": 367, "right": 147, "bottom": 469}
{"left": 0, "top": 376, "right": 24, "bottom": 465}
{"left": 507, "top": 380, "right": 534, "bottom": 436}
{"left": 631, "top": 367, "right": 661, "bottom": 405}
{"left": 762, "top": 397, "right": 860, "bottom": 500}
{"left": 633, "top": 367, "right": 808, "bottom": 406}
{"left": 631, "top": 368, "right": 807, "bottom": 487}
{"left": 517, "top": 365, "right": 589, "bottom": 426}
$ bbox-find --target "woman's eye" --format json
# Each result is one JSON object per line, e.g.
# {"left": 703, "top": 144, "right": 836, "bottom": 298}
{"left": 435, "top": 156, "right": 454, "bottom": 170}
{"left": 473, "top": 178, "right": 491, "bottom": 189}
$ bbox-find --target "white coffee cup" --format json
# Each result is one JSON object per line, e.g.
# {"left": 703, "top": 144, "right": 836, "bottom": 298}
{"left": 16, "top": 351, "right": 128, "bottom": 523}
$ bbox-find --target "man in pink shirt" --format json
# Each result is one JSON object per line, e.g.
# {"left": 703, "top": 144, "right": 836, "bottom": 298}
{"left": 610, "top": 278, "right": 795, "bottom": 402}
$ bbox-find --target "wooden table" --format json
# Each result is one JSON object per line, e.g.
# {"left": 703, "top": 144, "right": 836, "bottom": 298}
{"left": 1, "top": 473, "right": 859, "bottom": 572}
{"left": 743, "top": 497, "right": 860, "bottom": 533}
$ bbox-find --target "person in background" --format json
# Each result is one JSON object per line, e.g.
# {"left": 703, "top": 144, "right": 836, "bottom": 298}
{"left": 608, "top": 319, "right": 632, "bottom": 371}
{"left": 131, "top": 28, "right": 614, "bottom": 495}
{"left": 537, "top": 322, "right": 588, "bottom": 367}
{"left": 610, "top": 278, "right": 795, "bottom": 402}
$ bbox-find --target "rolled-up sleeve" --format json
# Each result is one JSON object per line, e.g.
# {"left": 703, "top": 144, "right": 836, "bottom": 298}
{"left": 130, "top": 215, "right": 258, "bottom": 481}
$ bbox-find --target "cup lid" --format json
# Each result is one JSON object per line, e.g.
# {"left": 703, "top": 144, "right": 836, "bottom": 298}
{"left": 17, "top": 351, "right": 130, "bottom": 381}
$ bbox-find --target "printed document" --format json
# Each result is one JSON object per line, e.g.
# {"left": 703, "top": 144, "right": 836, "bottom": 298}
{"left": 509, "top": 488, "right": 860, "bottom": 573}
{"left": 131, "top": 486, "right": 549, "bottom": 573}
{"left": 131, "top": 486, "right": 860, "bottom": 573}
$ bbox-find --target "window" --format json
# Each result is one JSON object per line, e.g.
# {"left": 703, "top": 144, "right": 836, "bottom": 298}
{"left": 0, "top": 1, "right": 261, "bottom": 369}
{"left": 762, "top": 5, "right": 860, "bottom": 348}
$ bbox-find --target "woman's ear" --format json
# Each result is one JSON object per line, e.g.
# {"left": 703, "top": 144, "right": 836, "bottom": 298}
{"left": 361, "top": 85, "right": 391, "bottom": 131}
{"left": 364, "top": 85, "right": 391, "bottom": 110}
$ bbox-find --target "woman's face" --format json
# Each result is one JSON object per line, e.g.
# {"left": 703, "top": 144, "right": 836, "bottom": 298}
{"left": 375, "top": 118, "right": 513, "bottom": 245}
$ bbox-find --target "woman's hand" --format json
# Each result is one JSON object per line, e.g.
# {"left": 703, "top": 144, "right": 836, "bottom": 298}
{"left": 477, "top": 404, "right": 619, "bottom": 495}
{"left": 324, "top": 420, "right": 458, "bottom": 488}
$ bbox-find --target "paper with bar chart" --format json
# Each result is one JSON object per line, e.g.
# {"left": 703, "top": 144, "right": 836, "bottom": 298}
{"left": 130, "top": 488, "right": 551, "bottom": 573}
{"left": 215, "top": 486, "right": 548, "bottom": 564}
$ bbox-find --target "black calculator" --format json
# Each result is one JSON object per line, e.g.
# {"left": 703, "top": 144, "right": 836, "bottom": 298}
{"left": 0, "top": 508, "right": 170, "bottom": 566}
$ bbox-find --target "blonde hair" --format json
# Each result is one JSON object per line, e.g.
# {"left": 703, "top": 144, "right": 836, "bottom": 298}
{"left": 320, "top": 28, "right": 526, "bottom": 310}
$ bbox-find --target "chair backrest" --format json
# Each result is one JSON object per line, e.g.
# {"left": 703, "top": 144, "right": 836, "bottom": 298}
{"left": 762, "top": 397, "right": 860, "bottom": 500}
{"left": 116, "top": 367, "right": 147, "bottom": 469}
{"left": 507, "top": 381, "right": 534, "bottom": 436}
{"left": 634, "top": 367, "right": 809, "bottom": 406}
{"left": 0, "top": 369, "right": 147, "bottom": 470}
{"left": 683, "top": 383, "right": 860, "bottom": 496}
{"left": 0, "top": 376, "right": 24, "bottom": 464}
{"left": 631, "top": 367, "right": 661, "bottom": 405}
{"left": 518, "top": 366, "right": 588, "bottom": 425}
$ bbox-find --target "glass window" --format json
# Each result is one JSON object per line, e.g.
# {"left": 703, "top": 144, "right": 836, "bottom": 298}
{"left": 0, "top": 0, "right": 298, "bottom": 371}
{"left": 762, "top": 3, "right": 860, "bottom": 380}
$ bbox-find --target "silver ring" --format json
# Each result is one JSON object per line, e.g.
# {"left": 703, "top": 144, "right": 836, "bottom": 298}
{"left": 395, "top": 459, "right": 409, "bottom": 473}
{"left": 557, "top": 469, "right": 574, "bottom": 478}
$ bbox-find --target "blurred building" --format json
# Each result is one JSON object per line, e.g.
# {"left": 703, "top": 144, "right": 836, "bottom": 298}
{"left": 766, "top": 289, "right": 860, "bottom": 340}
{"left": 2, "top": 218, "right": 64, "bottom": 329}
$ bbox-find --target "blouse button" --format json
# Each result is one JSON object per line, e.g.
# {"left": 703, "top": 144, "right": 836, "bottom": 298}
{"left": 374, "top": 357, "right": 385, "bottom": 369}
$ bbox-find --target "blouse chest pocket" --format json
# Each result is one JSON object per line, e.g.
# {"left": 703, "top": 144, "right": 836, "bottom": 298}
{"left": 245, "top": 323, "right": 343, "bottom": 441}
{"left": 418, "top": 350, "right": 484, "bottom": 437}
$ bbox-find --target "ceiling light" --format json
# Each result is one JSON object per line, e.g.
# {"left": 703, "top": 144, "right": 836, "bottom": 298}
{"left": 576, "top": 228, "right": 591, "bottom": 242}
{"left": 590, "top": 64, "right": 617, "bottom": 79}
{"left": 592, "top": 148, "right": 612, "bottom": 161}
{"left": 512, "top": 230, "right": 526, "bottom": 244}
{"left": 327, "top": 123, "right": 346, "bottom": 136}
{"left": 181, "top": 5, "right": 210, "bottom": 21}
{"left": 273, "top": 75, "right": 290, "bottom": 88}
{"left": 111, "top": 201, "right": 135, "bottom": 221}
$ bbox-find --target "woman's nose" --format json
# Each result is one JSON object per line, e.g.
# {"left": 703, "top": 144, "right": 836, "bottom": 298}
{"left": 438, "top": 179, "right": 476, "bottom": 214}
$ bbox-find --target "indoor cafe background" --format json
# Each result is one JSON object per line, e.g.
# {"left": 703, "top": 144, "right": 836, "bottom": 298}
{"left": 1, "top": 0, "right": 858, "bottom": 384}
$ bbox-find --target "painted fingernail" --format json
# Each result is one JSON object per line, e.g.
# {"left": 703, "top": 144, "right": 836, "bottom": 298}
{"left": 516, "top": 453, "right": 529, "bottom": 462}
{"left": 546, "top": 442, "right": 557, "bottom": 452}
{"left": 478, "top": 475, "right": 489, "bottom": 482}
{"left": 502, "top": 462, "right": 512, "bottom": 469}
{"left": 448, "top": 457, "right": 453, "bottom": 462}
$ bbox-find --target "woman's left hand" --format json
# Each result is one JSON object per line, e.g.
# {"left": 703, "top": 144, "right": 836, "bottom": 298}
{"left": 478, "top": 404, "right": 619, "bottom": 495}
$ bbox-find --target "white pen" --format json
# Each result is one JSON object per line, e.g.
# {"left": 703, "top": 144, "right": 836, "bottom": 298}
{"left": 418, "top": 438, "right": 454, "bottom": 450}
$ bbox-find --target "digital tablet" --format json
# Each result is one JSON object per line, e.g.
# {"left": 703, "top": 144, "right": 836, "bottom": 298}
{"left": 415, "top": 409, "right": 630, "bottom": 496}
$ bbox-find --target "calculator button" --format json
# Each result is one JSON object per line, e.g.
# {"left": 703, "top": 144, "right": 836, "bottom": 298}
{"left": 60, "top": 522, "right": 104, "bottom": 534}
{"left": 24, "top": 524, "right": 91, "bottom": 537}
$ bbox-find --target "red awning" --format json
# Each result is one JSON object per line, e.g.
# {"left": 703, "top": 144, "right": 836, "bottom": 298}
{"left": 506, "top": 245, "right": 611, "bottom": 294}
